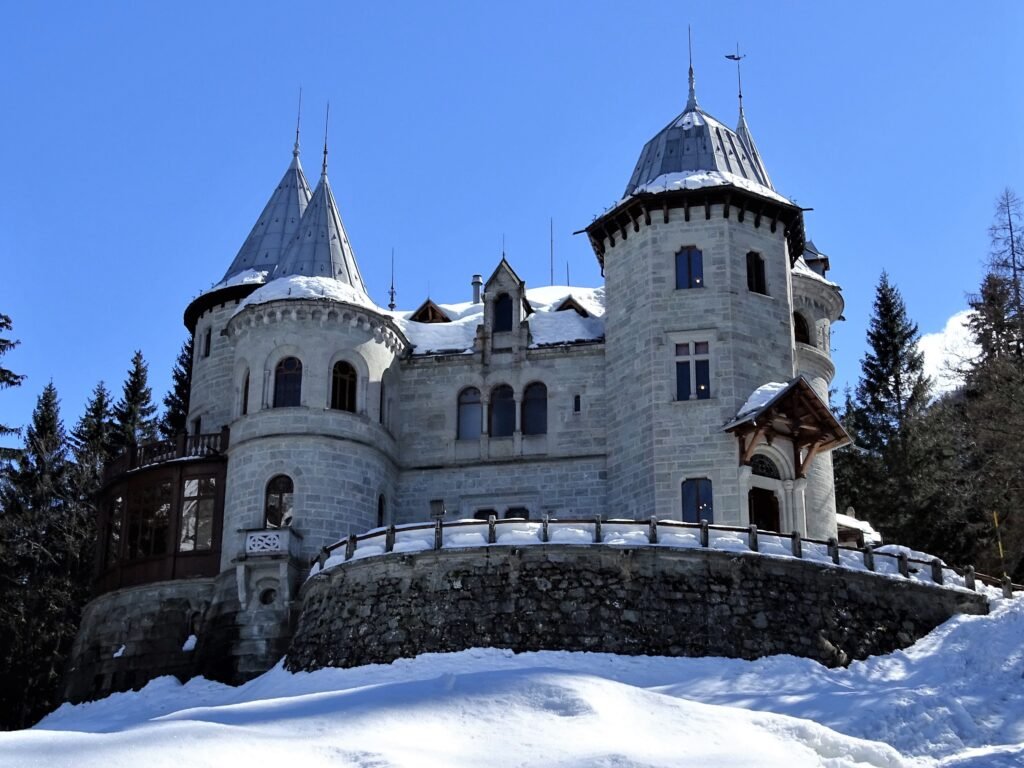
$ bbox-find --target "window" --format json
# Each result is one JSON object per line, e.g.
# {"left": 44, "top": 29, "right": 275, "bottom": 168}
{"left": 273, "top": 357, "right": 302, "bottom": 407}
{"left": 377, "top": 495, "right": 386, "bottom": 528}
{"left": 489, "top": 385, "right": 515, "bottom": 437}
{"left": 793, "top": 312, "right": 810, "bottom": 345}
{"left": 473, "top": 508, "right": 497, "bottom": 520}
{"left": 178, "top": 476, "right": 216, "bottom": 552}
{"left": 573, "top": 394, "right": 581, "bottom": 413}
{"left": 751, "top": 454, "right": 781, "bottom": 479}
{"left": 191, "top": 416, "right": 202, "bottom": 436}
{"left": 494, "top": 292, "right": 513, "bottom": 332}
{"left": 241, "top": 371, "right": 250, "bottom": 415}
{"left": 125, "top": 481, "right": 172, "bottom": 559}
{"left": 681, "top": 478, "right": 713, "bottom": 523}
{"left": 330, "top": 361, "right": 357, "bottom": 412}
{"left": 264, "top": 475, "right": 294, "bottom": 528}
{"left": 746, "top": 251, "right": 767, "bottom": 295}
{"left": 457, "top": 387, "right": 482, "bottom": 440}
{"left": 521, "top": 382, "right": 547, "bottom": 435}
{"left": 203, "top": 328, "right": 212, "bottom": 358}
{"left": 505, "top": 507, "right": 530, "bottom": 519}
{"left": 675, "top": 341, "right": 711, "bottom": 400}
{"left": 675, "top": 246, "right": 704, "bottom": 289}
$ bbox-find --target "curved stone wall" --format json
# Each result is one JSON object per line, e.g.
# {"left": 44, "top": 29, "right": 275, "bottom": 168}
{"left": 287, "top": 546, "right": 988, "bottom": 672}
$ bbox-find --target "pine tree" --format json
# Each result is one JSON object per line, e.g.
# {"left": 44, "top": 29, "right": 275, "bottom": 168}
{"left": 111, "top": 350, "right": 158, "bottom": 455}
{"left": 159, "top": 337, "right": 193, "bottom": 439}
{"left": 69, "top": 381, "right": 115, "bottom": 525}
{"left": 0, "top": 313, "right": 26, "bottom": 459}
{"left": 987, "top": 188, "right": 1024, "bottom": 356}
{"left": 850, "top": 272, "right": 932, "bottom": 543}
{"left": 0, "top": 383, "right": 85, "bottom": 729}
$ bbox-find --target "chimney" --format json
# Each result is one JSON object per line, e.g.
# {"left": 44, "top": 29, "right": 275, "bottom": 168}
{"left": 471, "top": 274, "right": 483, "bottom": 304}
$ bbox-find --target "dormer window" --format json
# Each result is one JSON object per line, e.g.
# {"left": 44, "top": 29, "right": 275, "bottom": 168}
{"left": 494, "top": 293, "right": 513, "bottom": 332}
{"left": 410, "top": 299, "right": 451, "bottom": 324}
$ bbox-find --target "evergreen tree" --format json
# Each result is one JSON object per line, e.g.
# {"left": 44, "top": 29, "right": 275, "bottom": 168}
{"left": 848, "top": 272, "right": 932, "bottom": 543}
{"left": 69, "top": 381, "right": 115, "bottom": 525}
{"left": 111, "top": 350, "right": 158, "bottom": 455}
{"left": 159, "top": 337, "right": 193, "bottom": 439}
{"left": 0, "top": 383, "right": 86, "bottom": 729}
{"left": 0, "top": 313, "right": 26, "bottom": 459}
{"left": 987, "top": 188, "right": 1024, "bottom": 356}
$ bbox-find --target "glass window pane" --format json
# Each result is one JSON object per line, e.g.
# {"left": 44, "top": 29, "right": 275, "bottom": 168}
{"left": 199, "top": 477, "right": 217, "bottom": 496}
{"left": 675, "top": 343, "right": 689, "bottom": 356}
{"left": 676, "top": 361, "right": 691, "bottom": 401}
{"left": 691, "top": 249, "right": 703, "bottom": 287}
{"left": 184, "top": 479, "right": 199, "bottom": 497}
{"left": 178, "top": 500, "right": 198, "bottom": 552}
{"left": 693, "top": 341, "right": 709, "bottom": 355}
{"left": 196, "top": 499, "right": 214, "bottom": 550}
{"left": 695, "top": 360, "right": 710, "bottom": 399}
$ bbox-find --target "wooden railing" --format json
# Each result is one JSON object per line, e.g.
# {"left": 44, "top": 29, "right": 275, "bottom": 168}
{"left": 312, "top": 517, "right": 1017, "bottom": 598}
{"left": 103, "top": 428, "right": 230, "bottom": 482}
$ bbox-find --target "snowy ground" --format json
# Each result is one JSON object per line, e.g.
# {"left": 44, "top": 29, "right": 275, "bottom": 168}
{"left": 2, "top": 598, "right": 1021, "bottom": 768}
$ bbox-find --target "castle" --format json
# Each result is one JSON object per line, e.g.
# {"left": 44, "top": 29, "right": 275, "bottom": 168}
{"left": 65, "top": 61, "right": 853, "bottom": 700}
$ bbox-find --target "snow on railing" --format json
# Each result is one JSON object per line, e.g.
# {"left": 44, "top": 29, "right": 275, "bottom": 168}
{"left": 309, "top": 517, "right": 1011, "bottom": 596}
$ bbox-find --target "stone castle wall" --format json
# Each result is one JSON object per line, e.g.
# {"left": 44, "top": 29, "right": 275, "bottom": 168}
{"left": 287, "top": 546, "right": 989, "bottom": 672}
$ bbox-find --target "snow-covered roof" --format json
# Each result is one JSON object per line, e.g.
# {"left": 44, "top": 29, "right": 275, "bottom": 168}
{"left": 736, "top": 382, "right": 790, "bottom": 419}
{"left": 792, "top": 255, "right": 840, "bottom": 288}
{"left": 622, "top": 63, "right": 784, "bottom": 206}
{"left": 236, "top": 274, "right": 382, "bottom": 315}
{"left": 389, "top": 285, "right": 605, "bottom": 356}
{"left": 221, "top": 150, "right": 312, "bottom": 282}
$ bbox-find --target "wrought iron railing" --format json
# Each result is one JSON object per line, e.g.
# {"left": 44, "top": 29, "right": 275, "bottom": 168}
{"left": 103, "top": 428, "right": 230, "bottom": 482}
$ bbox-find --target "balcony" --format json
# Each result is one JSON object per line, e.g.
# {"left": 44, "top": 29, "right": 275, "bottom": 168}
{"left": 104, "top": 429, "right": 230, "bottom": 482}
{"left": 242, "top": 527, "right": 304, "bottom": 560}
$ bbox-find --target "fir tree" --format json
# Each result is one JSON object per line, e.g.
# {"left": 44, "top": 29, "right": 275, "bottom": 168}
{"left": 111, "top": 350, "right": 158, "bottom": 455}
{"left": 69, "top": 381, "right": 115, "bottom": 522}
{"left": 850, "top": 272, "right": 932, "bottom": 543}
{"left": 987, "top": 188, "right": 1024, "bottom": 356}
{"left": 0, "top": 313, "right": 26, "bottom": 459}
{"left": 159, "top": 337, "right": 193, "bottom": 439}
{"left": 0, "top": 383, "right": 86, "bottom": 729}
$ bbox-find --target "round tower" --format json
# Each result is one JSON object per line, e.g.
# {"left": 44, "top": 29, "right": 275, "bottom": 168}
{"left": 585, "top": 62, "right": 847, "bottom": 537}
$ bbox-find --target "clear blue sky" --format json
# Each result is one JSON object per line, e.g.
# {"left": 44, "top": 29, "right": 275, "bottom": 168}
{"left": 1, "top": 2, "right": 1021, "bottom": 446}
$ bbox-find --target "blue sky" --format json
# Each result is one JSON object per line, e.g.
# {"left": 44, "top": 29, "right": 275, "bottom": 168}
{"left": 1, "top": 2, "right": 1021, "bottom": 444}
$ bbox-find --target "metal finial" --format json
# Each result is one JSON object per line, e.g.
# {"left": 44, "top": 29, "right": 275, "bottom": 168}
{"left": 388, "top": 248, "right": 397, "bottom": 311}
{"left": 294, "top": 87, "right": 303, "bottom": 157}
{"left": 322, "top": 103, "right": 330, "bottom": 177}
{"left": 726, "top": 44, "right": 746, "bottom": 119}
{"left": 686, "top": 25, "right": 698, "bottom": 110}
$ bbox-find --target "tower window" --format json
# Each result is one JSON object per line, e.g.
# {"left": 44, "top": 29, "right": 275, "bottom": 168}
{"left": 264, "top": 475, "right": 294, "bottom": 528}
{"left": 675, "top": 246, "right": 704, "bottom": 289}
{"left": 241, "top": 370, "right": 250, "bottom": 415}
{"left": 457, "top": 387, "right": 482, "bottom": 440}
{"left": 377, "top": 495, "right": 386, "bottom": 528}
{"left": 675, "top": 341, "right": 711, "bottom": 400}
{"left": 521, "top": 382, "right": 547, "bottom": 435}
{"left": 493, "top": 293, "right": 514, "bottom": 332}
{"left": 203, "top": 328, "right": 212, "bottom": 358}
{"left": 681, "top": 478, "right": 713, "bottom": 524}
{"left": 794, "top": 312, "right": 811, "bottom": 345}
{"left": 330, "top": 361, "right": 357, "bottom": 412}
{"left": 489, "top": 384, "right": 515, "bottom": 437}
{"left": 273, "top": 357, "right": 302, "bottom": 408}
{"left": 573, "top": 394, "right": 581, "bottom": 413}
{"left": 746, "top": 251, "right": 767, "bottom": 295}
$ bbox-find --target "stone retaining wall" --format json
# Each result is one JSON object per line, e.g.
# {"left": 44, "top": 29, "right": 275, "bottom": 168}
{"left": 287, "top": 545, "right": 989, "bottom": 672}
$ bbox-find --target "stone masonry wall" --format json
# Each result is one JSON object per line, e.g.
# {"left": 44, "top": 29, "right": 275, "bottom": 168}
{"left": 287, "top": 546, "right": 989, "bottom": 672}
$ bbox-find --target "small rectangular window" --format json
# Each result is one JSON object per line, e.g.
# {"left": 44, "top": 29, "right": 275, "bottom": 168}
{"left": 573, "top": 394, "right": 581, "bottom": 413}
{"left": 675, "top": 361, "right": 691, "bottom": 401}
{"left": 675, "top": 247, "right": 704, "bottom": 289}
{"left": 746, "top": 252, "right": 767, "bottom": 295}
{"left": 203, "top": 328, "right": 212, "bottom": 358}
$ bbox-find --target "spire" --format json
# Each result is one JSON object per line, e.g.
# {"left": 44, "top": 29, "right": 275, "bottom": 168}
{"left": 293, "top": 88, "right": 302, "bottom": 159}
{"left": 728, "top": 46, "right": 774, "bottom": 190}
{"left": 388, "top": 248, "right": 397, "bottom": 311}
{"left": 685, "top": 25, "right": 699, "bottom": 111}
{"left": 221, "top": 140, "right": 313, "bottom": 282}
{"left": 322, "top": 103, "right": 330, "bottom": 178}
{"left": 726, "top": 44, "right": 745, "bottom": 120}
{"left": 273, "top": 152, "right": 371, "bottom": 304}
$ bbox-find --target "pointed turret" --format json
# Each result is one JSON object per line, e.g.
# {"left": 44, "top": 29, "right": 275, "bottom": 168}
{"left": 221, "top": 146, "right": 313, "bottom": 281}
{"left": 735, "top": 104, "right": 773, "bottom": 191}
{"left": 272, "top": 159, "right": 370, "bottom": 302}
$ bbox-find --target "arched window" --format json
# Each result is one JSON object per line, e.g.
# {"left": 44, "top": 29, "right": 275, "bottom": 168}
{"left": 457, "top": 387, "right": 482, "bottom": 440}
{"left": 330, "top": 361, "right": 357, "bottom": 412}
{"left": 273, "top": 357, "right": 302, "bottom": 408}
{"left": 264, "top": 475, "right": 294, "bottom": 528}
{"left": 489, "top": 385, "right": 515, "bottom": 437}
{"left": 746, "top": 251, "right": 767, "bottom": 295}
{"left": 494, "top": 293, "right": 513, "bottom": 332}
{"left": 681, "top": 478, "right": 713, "bottom": 524}
{"left": 521, "top": 382, "right": 547, "bottom": 435}
{"left": 675, "top": 246, "right": 704, "bottom": 289}
{"left": 751, "top": 454, "right": 781, "bottom": 479}
{"left": 794, "top": 313, "right": 810, "bottom": 345}
{"left": 241, "top": 370, "right": 250, "bottom": 416}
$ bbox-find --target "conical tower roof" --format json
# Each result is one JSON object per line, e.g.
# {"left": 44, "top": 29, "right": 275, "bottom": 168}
{"left": 221, "top": 148, "right": 313, "bottom": 281}
{"left": 272, "top": 164, "right": 370, "bottom": 301}
{"left": 622, "top": 62, "right": 777, "bottom": 199}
